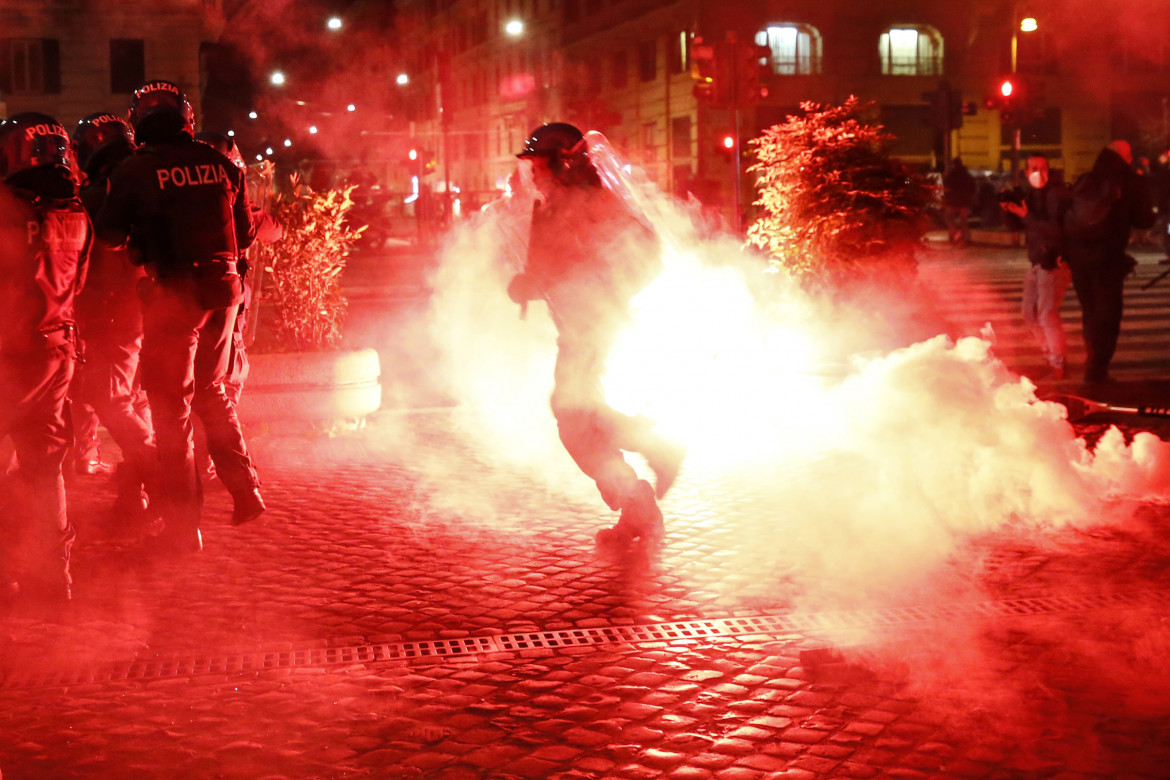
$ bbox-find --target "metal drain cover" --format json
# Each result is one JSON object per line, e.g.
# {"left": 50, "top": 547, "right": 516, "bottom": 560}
{"left": 1, "top": 590, "right": 1164, "bottom": 690}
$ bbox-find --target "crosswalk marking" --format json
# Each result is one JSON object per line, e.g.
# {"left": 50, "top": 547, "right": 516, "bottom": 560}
{"left": 917, "top": 246, "right": 1170, "bottom": 380}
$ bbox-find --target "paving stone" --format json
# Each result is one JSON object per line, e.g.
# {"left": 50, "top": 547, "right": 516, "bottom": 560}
{"left": 778, "top": 728, "right": 829, "bottom": 745}
{"left": 710, "top": 738, "right": 757, "bottom": 756}
{"left": 500, "top": 755, "right": 561, "bottom": 778}
{"left": 844, "top": 721, "right": 887, "bottom": 737}
{"left": 640, "top": 748, "right": 688, "bottom": 769}
{"left": 623, "top": 725, "right": 666, "bottom": 743}
{"left": 690, "top": 752, "right": 738, "bottom": 769}
{"left": 615, "top": 701, "right": 667, "bottom": 719}
{"left": 711, "top": 767, "right": 766, "bottom": 780}
{"left": 735, "top": 753, "right": 787, "bottom": 772}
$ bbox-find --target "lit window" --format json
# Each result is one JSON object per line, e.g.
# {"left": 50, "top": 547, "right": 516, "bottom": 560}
{"left": 755, "top": 24, "right": 822, "bottom": 75}
{"left": 879, "top": 25, "right": 943, "bottom": 76}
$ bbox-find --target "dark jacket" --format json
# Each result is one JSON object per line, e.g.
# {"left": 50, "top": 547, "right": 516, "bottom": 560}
{"left": 76, "top": 153, "right": 146, "bottom": 335}
{"left": 524, "top": 181, "right": 659, "bottom": 340}
{"left": 1068, "top": 147, "right": 1155, "bottom": 262}
{"left": 1022, "top": 181, "right": 1069, "bottom": 269}
{"left": 96, "top": 134, "right": 254, "bottom": 284}
{"left": 943, "top": 164, "right": 976, "bottom": 209}
{"left": 0, "top": 186, "right": 91, "bottom": 351}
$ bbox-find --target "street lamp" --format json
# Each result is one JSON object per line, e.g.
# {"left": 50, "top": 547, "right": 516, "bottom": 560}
{"left": 1007, "top": 6, "right": 1037, "bottom": 183}
{"left": 270, "top": 70, "right": 286, "bottom": 86}
{"left": 504, "top": 19, "right": 524, "bottom": 36}
{"left": 396, "top": 73, "right": 409, "bottom": 86}
{"left": 327, "top": 16, "right": 343, "bottom": 31}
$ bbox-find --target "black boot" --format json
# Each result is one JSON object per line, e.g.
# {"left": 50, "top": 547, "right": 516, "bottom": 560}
{"left": 231, "top": 487, "right": 266, "bottom": 526}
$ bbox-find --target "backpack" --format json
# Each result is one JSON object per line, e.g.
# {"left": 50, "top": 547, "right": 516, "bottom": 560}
{"left": 1064, "top": 170, "right": 1121, "bottom": 241}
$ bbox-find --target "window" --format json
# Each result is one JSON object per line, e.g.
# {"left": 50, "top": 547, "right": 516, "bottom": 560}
{"left": 638, "top": 40, "right": 656, "bottom": 82}
{"left": 670, "top": 31, "right": 688, "bottom": 75}
{"left": 1002, "top": 107, "right": 1062, "bottom": 147}
{"left": 110, "top": 39, "right": 145, "bottom": 94}
{"left": 642, "top": 121, "right": 656, "bottom": 160}
{"left": 879, "top": 25, "right": 942, "bottom": 76}
{"left": 0, "top": 38, "right": 61, "bottom": 94}
{"left": 755, "top": 24, "right": 822, "bottom": 75}
{"left": 671, "top": 115, "right": 691, "bottom": 158}
{"left": 1017, "top": 30, "right": 1060, "bottom": 75}
{"left": 612, "top": 49, "right": 628, "bottom": 89}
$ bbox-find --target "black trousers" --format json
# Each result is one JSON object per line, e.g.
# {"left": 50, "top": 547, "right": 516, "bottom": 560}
{"left": 140, "top": 285, "right": 259, "bottom": 532}
{"left": 0, "top": 344, "right": 75, "bottom": 576}
{"left": 1067, "top": 250, "right": 1129, "bottom": 382}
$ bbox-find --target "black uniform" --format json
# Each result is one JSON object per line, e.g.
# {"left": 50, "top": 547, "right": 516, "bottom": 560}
{"left": 71, "top": 152, "right": 156, "bottom": 509}
{"left": 96, "top": 132, "right": 258, "bottom": 549}
{"left": 0, "top": 184, "right": 91, "bottom": 598}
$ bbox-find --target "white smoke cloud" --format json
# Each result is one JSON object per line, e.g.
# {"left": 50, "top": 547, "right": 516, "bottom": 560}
{"left": 415, "top": 143, "right": 1170, "bottom": 615}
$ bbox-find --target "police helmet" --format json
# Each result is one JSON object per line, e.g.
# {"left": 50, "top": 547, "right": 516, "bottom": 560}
{"left": 516, "top": 122, "right": 601, "bottom": 186}
{"left": 516, "top": 122, "right": 587, "bottom": 161}
{"left": 129, "top": 80, "right": 195, "bottom": 142}
{"left": 72, "top": 112, "right": 135, "bottom": 177}
{"left": 194, "top": 131, "right": 246, "bottom": 171}
{"left": 0, "top": 112, "right": 78, "bottom": 198}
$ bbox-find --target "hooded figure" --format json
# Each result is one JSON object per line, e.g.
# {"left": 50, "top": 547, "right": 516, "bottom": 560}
{"left": 1063, "top": 140, "right": 1155, "bottom": 383}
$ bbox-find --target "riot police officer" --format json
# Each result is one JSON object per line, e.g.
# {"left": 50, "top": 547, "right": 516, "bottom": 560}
{"left": 0, "top": 113, "right": 92, "bottom": 601}
{"left": 96, "top": 80, "right": 264, "bottom": 555}
{"left": 193, "top": 131, "right": 282, "bottom": 408}
{"left": 507, "top": 123, "right": 684, "bottom": 549}
{"left": 69, "top": 112, "right": 159, "bottom": 521}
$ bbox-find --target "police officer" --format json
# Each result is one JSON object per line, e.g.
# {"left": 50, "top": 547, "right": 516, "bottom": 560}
{"left": 0, "top": 113, "right": 92, "bottom": 601}
{"left": 97, "top": 80, "right": 265, "bottom": 555}
{"left": 69, "top": 112, "right": 159, "bottom": 520}
{"left": 193, "top": 131, "right": 282, "bottom": 407}
{"left": 507, "top": 123, "right": 684, "bottom": 549}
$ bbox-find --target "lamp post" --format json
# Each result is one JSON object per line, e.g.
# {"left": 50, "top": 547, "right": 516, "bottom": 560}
{"left": 1008, "top": 5, "right": 1037, "bottom": 184}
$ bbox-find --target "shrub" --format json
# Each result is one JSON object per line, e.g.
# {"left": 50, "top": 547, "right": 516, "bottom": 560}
{"left": 252, "top": 175, "right": 366, "bottom": 352}
{"left": 746, "top": 97, "right": 933, "bottom": 290}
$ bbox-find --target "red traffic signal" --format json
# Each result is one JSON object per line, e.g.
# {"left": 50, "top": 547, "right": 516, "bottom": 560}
{"left": 716, "top": 133, "right": 736, "bottom": 161}
{"left": 999, "top": 79, "right": 1015, "bottom": 98}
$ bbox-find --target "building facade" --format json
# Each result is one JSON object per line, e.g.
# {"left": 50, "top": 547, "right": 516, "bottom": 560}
{"left": 397, "top": 0, "right": 1170, "bottom": 222}
{"left": 0, "top": 0, "right": 224, "bottom": 130}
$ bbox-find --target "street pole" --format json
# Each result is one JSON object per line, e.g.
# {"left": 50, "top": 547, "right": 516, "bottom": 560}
{"left": 437, "top": 51, "right": 452, "bottom": 226}
{"left": 733, "top": 105, "right": 742, "bottom": 235}
{"left": 1009, "top": 1, "right": 1021, "bottom": 185}
{"left": 727, "top": 35, "right": 743, "bottom": 235}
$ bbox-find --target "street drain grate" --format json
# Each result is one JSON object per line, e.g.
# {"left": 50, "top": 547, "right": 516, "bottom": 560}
{"left": 2, "top": 590, "right": 1166, "bottom": 690}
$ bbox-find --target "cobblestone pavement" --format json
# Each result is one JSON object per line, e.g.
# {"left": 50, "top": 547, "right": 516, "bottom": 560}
{"left": 4, "top": 243, "right": 1170, "bottom": 779}
{"left": 2, "top": 406, "right": 1170, "bottom": 780}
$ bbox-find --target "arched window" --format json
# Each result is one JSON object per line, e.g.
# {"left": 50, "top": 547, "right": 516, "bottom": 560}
{"left": 879, "top": 25, "right": 943, "bottom": 76}
{"left": 755, "top": 24, "right": 822, "bottom": 75}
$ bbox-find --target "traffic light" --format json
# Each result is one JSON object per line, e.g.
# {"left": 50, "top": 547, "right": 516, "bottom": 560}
{"left": 737, "top": 43, "right": 771, "bottom": 104}
{"left": 690, "top": 38, "right": 730, "bottom": 107}
{"left": 716, "top": 132, "right": 736, "bottom": 162}
{"left": 984, "top": 76, "right": 1026, "bottom": 123}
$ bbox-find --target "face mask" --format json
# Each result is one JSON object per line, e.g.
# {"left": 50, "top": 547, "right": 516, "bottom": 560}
{"left": 1027, "top": 170, "right": 1047, "bottom": 189}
